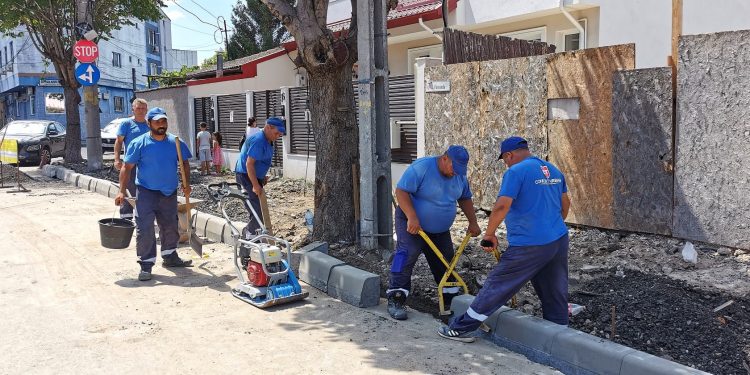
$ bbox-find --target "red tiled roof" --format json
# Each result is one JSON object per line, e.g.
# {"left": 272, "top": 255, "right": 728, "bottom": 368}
{"left": 328, "top": 0, "right": 450, "bottom": 32}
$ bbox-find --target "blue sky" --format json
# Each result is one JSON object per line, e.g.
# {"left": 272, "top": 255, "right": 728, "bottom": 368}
{"left": 163, "top": 0, "right": 237, "bottom": 63}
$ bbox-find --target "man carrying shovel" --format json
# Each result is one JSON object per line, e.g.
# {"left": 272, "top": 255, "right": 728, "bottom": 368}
{"left": 114, "top": 107, "right": 194, "bottom": 281}
{"left": 234, "top": 117, "right": 285, "bottom": 239}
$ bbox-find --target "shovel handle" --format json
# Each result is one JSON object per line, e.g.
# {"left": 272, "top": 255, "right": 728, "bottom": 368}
{"left": 174, "top": 137, "right": 191, "bottom": 235}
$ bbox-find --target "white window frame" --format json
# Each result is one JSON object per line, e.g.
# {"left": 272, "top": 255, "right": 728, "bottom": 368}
{"left": 149, "top": 62, "right": 158, "bottom": 75}
{"left": 499, "top": 26, "right": 547, "bottom": 42}
{"left": 556, "top": 18, "right": 587, "bottom": 52}
{"left": 407, "top": 44, "right": 442, "bottom": 75}
{"left": 29, "top": 93, "right": 35, "bottom": 116}
{"left": 112, "top": 52, "right": 122, "bottom": 68}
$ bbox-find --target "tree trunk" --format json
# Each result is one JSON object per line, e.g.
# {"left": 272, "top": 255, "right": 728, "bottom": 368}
{"left": 309, "top": 65, "right": 358, "bottom": 243}
{"left": 62, "top": 76, "right": 83, "bottom": 163}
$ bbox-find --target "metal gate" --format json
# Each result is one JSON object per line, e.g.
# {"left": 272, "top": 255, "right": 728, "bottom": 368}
{"left": 388, "top": 75, "right": 417, "bottom": 163}
{"left": 287, "top": 75, "right": 417, "bottom": 164}
{"left": 253, "top": 90, "right": 284, "bottom": 168}
{"left": 193, "top": 97, "right": 214, "bottom": 135}
{"left": 289, "top": 87, "right": 313, "bottom": 155}
{"left": 216, "top": 93, "right": 246, "bottom": 150}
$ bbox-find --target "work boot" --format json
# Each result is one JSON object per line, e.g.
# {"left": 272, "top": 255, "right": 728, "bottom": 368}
{"left": 387, "top": 291, "right": 408, "bottom": 320}
{"left": 162, "top": 256, "right": 193, "bottom": 268}
{"left": 138, "top": 270, "right": 152, "bottom": 281}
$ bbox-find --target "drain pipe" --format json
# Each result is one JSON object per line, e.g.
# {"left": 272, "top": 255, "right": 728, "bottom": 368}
{"left": 560, "top": 0, "right": 585, "bottom": 49}
{"left": 419, "top": 17, "right": 442, "bottom": 42}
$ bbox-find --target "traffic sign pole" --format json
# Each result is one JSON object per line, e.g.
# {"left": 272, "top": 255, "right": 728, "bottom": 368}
{"left": 76, "top": 0, "right": 102, "bottom": 171}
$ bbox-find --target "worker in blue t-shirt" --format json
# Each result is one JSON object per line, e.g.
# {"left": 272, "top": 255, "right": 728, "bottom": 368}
{"left": 438, "top": 136, "right": 571, "bottom": 343}
{"left": 387, "top": 145, "right": 481, "bottom": 321}
{"left": 235, "top": 117, "right": 285, "bottom": 239}
{"left": 114, "top": 107, "right": 194, "bottom": 282}
{"left": 114, "top": 98, "right": 150, "bottom": 221}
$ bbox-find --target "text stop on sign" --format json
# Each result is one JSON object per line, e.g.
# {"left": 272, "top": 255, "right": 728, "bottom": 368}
{"left": 73, "top": 40, "right": 99, "bottom": 63}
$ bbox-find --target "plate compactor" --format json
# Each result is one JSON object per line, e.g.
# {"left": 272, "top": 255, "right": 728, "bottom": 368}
{"left": 207, "top": 182, "right": 308, "bottom": 308}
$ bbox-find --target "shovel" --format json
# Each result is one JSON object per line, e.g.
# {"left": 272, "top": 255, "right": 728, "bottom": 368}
{"left": 258, "top": 190, "right": 273, "bottom": 236}
{"left": 175, "top": 136, "right": 203, "bottom": 256}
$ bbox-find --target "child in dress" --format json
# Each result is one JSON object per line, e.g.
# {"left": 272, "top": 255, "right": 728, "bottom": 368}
{"left": 212, "top": 131, "right": 224, "bottom": 175}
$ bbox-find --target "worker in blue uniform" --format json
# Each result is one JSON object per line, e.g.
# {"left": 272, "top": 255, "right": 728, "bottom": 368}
{"left": 387, "top": 145, "right": 481, "bottom": 320}
{"left": 115, "top": 107, "right": 194, "bottom": 282}
{"left": 438, "top": 136, "right": 571, "bottom": 342}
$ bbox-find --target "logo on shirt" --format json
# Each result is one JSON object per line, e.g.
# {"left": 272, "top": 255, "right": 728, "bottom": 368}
{"left": 541, "top": 165, "right": 550, "bottom": 178}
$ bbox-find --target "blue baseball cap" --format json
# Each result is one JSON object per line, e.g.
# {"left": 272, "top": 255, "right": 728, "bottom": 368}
{"left": 445, "top": 145, "right": 469, "bottom": 176}
{"left": 266, "top": 117, "right": 286, "bottom": 135}
{"left": 498, "top": 136, "right": 528, "bottom": 160}
{"left": 147, "top": 107, "right": 168, "bottom": 121}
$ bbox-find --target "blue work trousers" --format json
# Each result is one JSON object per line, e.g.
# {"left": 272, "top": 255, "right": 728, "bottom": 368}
{"left": 236, "top": 173, "right": 265, "bottom": 239}
{"left": 387, "top": 207, "right": 459, "bottom": 297}
{"left": 135, "top": 186, "right": 180, "bottom": 272}
{"left": 450, "top": 233, "right": 570, "bottom": 331}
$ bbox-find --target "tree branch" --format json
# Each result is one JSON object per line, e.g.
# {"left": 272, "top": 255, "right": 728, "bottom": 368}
{"left": 260, "top": 0, "right": 299, "bottom": 36}
{"left": 313, "top": 0, "right": 328, "bottom": 28}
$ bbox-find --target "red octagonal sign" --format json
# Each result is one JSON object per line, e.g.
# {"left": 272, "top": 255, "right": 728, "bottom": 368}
{"left": 73, "top": 39, "right": 99, "bottom": 63}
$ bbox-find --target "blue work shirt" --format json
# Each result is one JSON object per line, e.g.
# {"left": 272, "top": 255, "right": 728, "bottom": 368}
{"left": 498, "top": 156, "right": 568, "bottom": 246}
{"left": 235, "top": 131, "right": 273, "bottom": 179}
{"left": 116, "top": 118, "right": 149, "bottom": 151}
{"left": 124, "top": 133, "right": 192, "bottom": 196}
{"left": 397, "top": 156, "right": 472, "bottom": 233}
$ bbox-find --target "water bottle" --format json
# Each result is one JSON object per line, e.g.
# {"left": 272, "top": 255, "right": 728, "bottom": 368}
{"left": 304, "top": 209, "right": 314, "bottom": 232}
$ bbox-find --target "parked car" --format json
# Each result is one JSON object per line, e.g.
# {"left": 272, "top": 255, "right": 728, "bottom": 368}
{"left": 0, "top": 120, "right": 66, "bottom": 164}
{"left": 101, "top": 117, "right": 130, "bottom": 153}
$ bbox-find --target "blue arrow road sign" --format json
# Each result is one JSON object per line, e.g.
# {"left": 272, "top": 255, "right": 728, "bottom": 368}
{"left": 75, "top": 63, "right": 100, "bottom": 86}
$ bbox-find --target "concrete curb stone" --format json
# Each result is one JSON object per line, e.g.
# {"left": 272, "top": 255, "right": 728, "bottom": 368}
{"left": 291, "top": 241, "right": 328, "bottom": 273}
{"left": 298, "top": 251, "right": 345, "bottom": 293}
{"left": 204, "top": 215, "right": 227, "bottom": 243}
{"left": 77, "top": 174, "right": 93, "bottom": 190}
{"left": 450, "top": 295, "right": 708, "bottom": 375}
{"left": 326, "top": 265, "right": 380, "bottom": 308}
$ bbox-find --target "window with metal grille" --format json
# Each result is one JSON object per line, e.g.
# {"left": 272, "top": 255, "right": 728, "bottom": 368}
{"left": 114, "top": 96, "right": 125, "bottom": 112}
{"left": 113, "top": 52, "right": 122, "bottom": 68}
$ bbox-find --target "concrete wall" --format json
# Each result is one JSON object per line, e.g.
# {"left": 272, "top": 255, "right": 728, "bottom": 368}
{"left": 547, "top": 44, "right": 635, "bottom": 229}
{"left": 674, "top": 30, "right": 750, "bottom": 249}
{"left": 612, "top": 68, "right": 674, "bottom": 236}
{"left": 186, "top": 57, "right": 298, "bottom": 98}
{"left": 424, "top": 55, "right": 549, "bottom": 210}
{"left": 137, "top": 85, "right": 192, "bottom": 149}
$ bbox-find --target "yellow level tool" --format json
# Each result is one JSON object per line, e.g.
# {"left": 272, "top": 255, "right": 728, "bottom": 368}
{"left": 417, "top": 230, "right": 471, "bottom": 316}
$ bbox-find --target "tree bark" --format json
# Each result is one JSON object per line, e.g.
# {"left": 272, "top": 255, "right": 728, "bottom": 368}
{"left": 61, "top": 66, "right": 83, "bottom": 163}
{"left": 308, "top": 65, "right": 358, "bottom": 243}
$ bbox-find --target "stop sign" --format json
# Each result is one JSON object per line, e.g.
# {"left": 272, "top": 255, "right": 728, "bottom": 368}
{"left": 73, "top": 39, "right": 99, "bottom": 63}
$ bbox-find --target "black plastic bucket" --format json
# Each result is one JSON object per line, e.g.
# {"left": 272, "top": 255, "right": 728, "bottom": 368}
{"left": 98, "top": 218, "right": 136, "bottom": 249}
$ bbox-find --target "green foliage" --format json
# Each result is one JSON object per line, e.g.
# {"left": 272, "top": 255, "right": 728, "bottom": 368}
{"left": 226, "top": 0, "right": 293, "bottom": 60}
{"left": 153, "top": 64, "right": 200, "bottom": 86}
{"left": 201, "top": 51, "right": 228, "bottom": 68}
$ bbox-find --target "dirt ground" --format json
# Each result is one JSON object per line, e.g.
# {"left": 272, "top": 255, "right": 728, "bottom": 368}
{"left": 63, "top": 161, "right": 750, "bottom": 374}
{"left": 0, "top": 176, "right": 559, "bottom": 375}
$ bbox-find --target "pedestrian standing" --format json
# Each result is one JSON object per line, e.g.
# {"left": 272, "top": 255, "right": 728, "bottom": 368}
{"left": 113, "top": 98, "right": 149, "bottom": 221}
{"left": 387, "top": 145, "right": 481, "bottom": 321}
{"left": 438, "top": 136, "right": 571, "bottom": 342}
{"left": 115, "top": 107, "right": 194, "bottom": 281}
{"left": 238, "top": 117, "right": 260, "bottom": 151}
{"left": 212, "top": 131, "right": 224, "bottom": 174}
{"left": 196, "top": 122, "right": 212, "bottom": 175}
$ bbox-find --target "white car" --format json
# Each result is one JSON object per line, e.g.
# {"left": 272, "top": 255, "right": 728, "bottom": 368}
{"left": 101, "top": 117, "right": 130, "bottom": 153}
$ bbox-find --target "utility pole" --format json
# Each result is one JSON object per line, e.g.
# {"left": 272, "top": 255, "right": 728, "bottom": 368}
{"left": 131, "top": 67, "right": 137, "bottom": 99}
{"left": 77, "top": 0, "right": 103, "bottom": 171}
{"left": 357, "top": 0, "right": 393, "bottom": 254}
{"left": 223, "top": 19, "right": 229, "bottom": 55}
